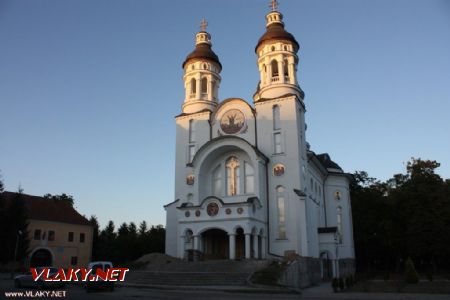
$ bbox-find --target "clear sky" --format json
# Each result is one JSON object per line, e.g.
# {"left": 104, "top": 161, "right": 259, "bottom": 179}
{"left": 1, "top": 0, "right": 449, "bottom": 228}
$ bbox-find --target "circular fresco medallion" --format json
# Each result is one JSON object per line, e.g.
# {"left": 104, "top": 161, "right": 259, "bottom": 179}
{"left": 207, "top": 203, "right": 219, "bottom": 216}
{"left": 220, "top": 109, "right": 245, "bottom": 134}
{"left": 237, "top": 207, "right": 244, "bottom": 214}
{"left": 195, "top": 210, "right": 201, "bottom": 217}
{"left": 185, "top": 211, "right": 190, "bottom": 217}
{"left": 225, "top": 208, "right": 232, "bottom": 215}
{"left": 273, "top": 164, "right": 285, "bottom": 176}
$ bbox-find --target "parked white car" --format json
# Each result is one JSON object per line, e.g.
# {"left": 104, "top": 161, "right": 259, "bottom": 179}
{"left": 14, "top": 267, "right": 65, "bottom": 289}
{"left": 86, "top": 261, "right": 114, "bottom": 292}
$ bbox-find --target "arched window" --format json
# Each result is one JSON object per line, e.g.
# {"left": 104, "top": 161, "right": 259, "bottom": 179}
{"left": 212, "top": 165, "right": 222, "bottom": 196}
{"left": 211, "top": 80, "right": 216, "bottom": 99}
{"left": 201, "top": 77, "right": 208, "bottom": 94}
{"left": 273, "top": 105, "right": 280, "bottom": 130}
{"left": 337, "top": 206, "right": 343, "bottom": 243}
{"left": 283, "top": 58, "right": 289, "bottom": 77}
{"left": 271, "top": 59, "right": 279, "bottom": 77}
{"left": 226, "top": 156, "right": 240, "bottom": 196}
{"left": 276, "top": 186, "right": 286, "bottom": 239}
{"left": 190, "top": 78, "right": 196, "bottom": 95}
{"left": 188, "top": 119, "right": 195, "bottom": 143}
{"left": 244, "top": 162, "right": 254, "bottom": 194}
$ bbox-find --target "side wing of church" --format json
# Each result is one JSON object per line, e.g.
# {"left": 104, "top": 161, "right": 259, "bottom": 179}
{"left": 165, "top": 4, "right": 354, "bottom": 278}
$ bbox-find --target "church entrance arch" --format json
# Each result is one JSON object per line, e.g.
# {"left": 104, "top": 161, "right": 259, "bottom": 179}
{"left": 235, "top": 228, "right": 245, "bottom": 260}
{"left": 201, "top": 229, "right": 229, "bottom": 260}
{"left": 30, "top": 248, "right": 52, "bottom": 267}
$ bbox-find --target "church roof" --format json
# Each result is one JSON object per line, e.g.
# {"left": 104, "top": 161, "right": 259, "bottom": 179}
{"left": 182, "top": 39, "right": 222, "bottom": 70}
{"left": 255, "top": 23, "right": 299, "bottom": 53}
{"left": 316, "top": 153, "right": 343, "bottom": 171}
{"left": 1, "top": 191, "right": 91, "bottom": 226}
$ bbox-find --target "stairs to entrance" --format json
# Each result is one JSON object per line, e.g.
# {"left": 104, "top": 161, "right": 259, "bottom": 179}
{"left": 126, "top": 260, "right": 270, "bottom": 286}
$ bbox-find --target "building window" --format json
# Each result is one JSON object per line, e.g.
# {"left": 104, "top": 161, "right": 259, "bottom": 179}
{"left": 244, "top": 162, "right": 254, "bottom": 194}
{"left": 188, "top": 119, "right": 195, "bottom": 143}
{"left": 34, "top": 229, "right": 41, "bottom": 240}
{"left": 188, "top": 145, "right": 195, "bottom": 163}
{"left": 337, "top": 206, "right": 343, "bottom": 243}
{"left": 271, "top": 59, "right": 279, "bottom": 77}
{"left": 226, "top": 156, "right": 240, "bottom": 196}
{"left": 274, "top": 132, "right": 282, "bottom": 154}
{"left": 48, "top": 230, "right": 55, "bottom": 241}
{"left": 71, "top": 256, "right": 78, "bottom": 266}
{"left": 284, "top": 58, "right": 289, "bottom": 77}
{"left": 212, "top": 165, "right": 222, "bottom": 197}
{"left": 190, "top": 78, "right": 196, "bottom": 95}
{"left": 273, "top": 105, "right": 280, "bottom": 130}
{"left": 80, "top": 233, "right": 85, "bottom": 243}
{"left": 201, "top": 77, "right": 207, "bottom": 94}
{"left": 276, "top": 186, "right": 286, "bottom": 239}
{"left": 211, "top": 81, "right": 216, "bottom": 99}
{"left": 68, "top": 232, "right": 74, "bottom": 242}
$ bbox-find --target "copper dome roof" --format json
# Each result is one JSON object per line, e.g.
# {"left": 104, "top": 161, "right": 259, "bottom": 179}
{"left": 255, "top": 23, "right": 299, "bottom": 53}
{"left": 182, "top": 39, "right": 222, "bottom": 70}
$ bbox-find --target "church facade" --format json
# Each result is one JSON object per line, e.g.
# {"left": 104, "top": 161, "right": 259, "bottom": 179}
{"left": 165, "top": 4, "right": 354, "bottom": 278}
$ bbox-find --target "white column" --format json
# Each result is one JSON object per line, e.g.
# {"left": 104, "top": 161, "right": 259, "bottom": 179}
{"left": 193, "top": 235, "right": 200, "bottom": 250}
{"left": 261, "top": 236, "right": 266, "bottom": 259}
{"left": 253, "top": 234, "right": 259, "bottom": 259}
{"left": 207, "top": 75, "right": 213, "bottom": 101}
{"left": 245, "top": 234, "right": 251, "bottom": 259}
{"left": 229, "top": 234, "right": 236, "bottom": 260}
{"left": 278, "top": 59, "right": 284, "bottom": 83}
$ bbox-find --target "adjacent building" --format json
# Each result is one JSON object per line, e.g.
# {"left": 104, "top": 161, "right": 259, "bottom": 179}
{"left": 2, "top": 191, "right": 93, "bottom": 268}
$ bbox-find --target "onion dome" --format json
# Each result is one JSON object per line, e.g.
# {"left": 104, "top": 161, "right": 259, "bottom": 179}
{"left": 255, "top": 1, "right": 299, "bottom": 53}
{"left": 182, "top": 19, "right": 222, "bottom": 70}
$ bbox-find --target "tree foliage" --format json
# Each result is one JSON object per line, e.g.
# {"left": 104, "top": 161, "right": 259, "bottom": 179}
{"left": 351, "top": 158, "right": 450, "bottom": 275}
{"left": 91, "top": 218, "right": 165, "bottom": 265}
{"left": 43, "top": 193, "right": 75, "bottom": 207}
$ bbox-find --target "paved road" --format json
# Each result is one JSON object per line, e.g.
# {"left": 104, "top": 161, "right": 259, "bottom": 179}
{"left": 1, "top": 278, "right": 449, "bottom": 300}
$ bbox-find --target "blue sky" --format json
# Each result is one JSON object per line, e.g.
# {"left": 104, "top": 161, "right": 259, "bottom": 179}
{"left": 1, "top": 0, "right": 449, "bottom": 228}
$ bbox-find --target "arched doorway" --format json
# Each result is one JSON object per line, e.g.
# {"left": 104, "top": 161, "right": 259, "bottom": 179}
{"left": 235, "top": 228, "right": 245, "bottom": 260}
{"left": 201, "top": 229, "right": 229, "bottom": 260}
{"left": 30, "top": 249, "right": 52, "bottom": 267}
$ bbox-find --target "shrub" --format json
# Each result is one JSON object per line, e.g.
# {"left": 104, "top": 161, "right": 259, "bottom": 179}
{"left": 426, "top": 270, "right": 433, "bottom": 282}
{"left": 405, "top": 257, "right": 419, "bottom": 284}
{"left": 332, "top": 278, "right": 339, "bottom": 292}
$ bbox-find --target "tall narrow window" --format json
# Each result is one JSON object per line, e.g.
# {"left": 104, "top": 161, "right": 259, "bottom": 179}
{"left": 273, "top": 105, "right": 280, "bottom": 130}
{"left": 190, "top": 78, "right": 196, "bottom": 95}
{"left": 244, "top": 162, "right": 254, "bottom": 194}
{"left": 337, "top": 206, "right": 343, "bottom": 243}
{"left": 283, "top": 58, "right": 289, "bottom": 77}
{"left": 271, "top": 59, "right": 279, "bottom": 77}
{"left": 276, "top": 186, "right": 286, "bottom": 239}
{"left": 211, "top": 80, "right": 216, "bottom": 99}
{"left": 212, "top": 165, "right": 222, "bottom": 196}
{"left": 188, "top": 145, "right": 195, "bottom": 163}
{"left": 201, "top": 77, "right": 208, "bottom": 95}
{"left": 188, "top": 119, "right": 195, "bottom": 143}
{"left": 226, "top": 156, "right": 240, "bottom": 196}
{"left": 274, "top": 132, "right": 282, "bottom": 154}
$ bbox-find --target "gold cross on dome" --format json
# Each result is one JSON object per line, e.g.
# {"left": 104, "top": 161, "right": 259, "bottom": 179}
{"left": 270, "top": 0, "right": 279, "bottom": 11}
{"left": 200, "top": 18, "right": 208, "bottom": 31}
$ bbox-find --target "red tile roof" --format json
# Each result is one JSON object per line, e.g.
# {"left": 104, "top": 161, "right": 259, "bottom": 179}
{"left": 1, "top": 191, "right": 91, "bottom": 226}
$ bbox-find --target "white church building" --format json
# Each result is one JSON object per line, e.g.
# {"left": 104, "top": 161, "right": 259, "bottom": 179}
{"left": 165, "top": 2, "right": 355, "bottom": 278}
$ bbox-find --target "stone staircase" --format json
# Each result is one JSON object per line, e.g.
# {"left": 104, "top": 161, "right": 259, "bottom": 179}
{"left": 126, "top": 260, "right": 270, "bottom": 286}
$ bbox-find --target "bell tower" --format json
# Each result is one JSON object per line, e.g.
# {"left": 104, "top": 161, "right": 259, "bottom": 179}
{"left": 182, "top": 19, "right": 222, "bottom": 114}
{"left": 253, "top": 1, "right": 304, "bottom": 101}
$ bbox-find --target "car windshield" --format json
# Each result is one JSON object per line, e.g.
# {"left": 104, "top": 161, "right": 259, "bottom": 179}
{"left": 91, "top": 264, "right": 103, "bottom": 275}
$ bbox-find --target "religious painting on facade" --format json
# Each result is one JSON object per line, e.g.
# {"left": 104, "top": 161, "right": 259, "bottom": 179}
{"left": 273, "top": 164, "right": 285, "bottom": 176}
{"left": 225, "top": 208, "right": 232, "bottom": 215}
{"left": 195, "top": 210, "right": 201, "bottom": 217}
{"left": 186, "top": 174, "right": 195, "bottom": 185}
{"left": 334, "top": 191, "right": 341, "bottom": 200}
{"left": 220, "top": 109, "right": 245, "bottom": 134}
{"left": 185, "top": 211, "right": 190, "bottom": 217}
{"left": 237, "top": 207, "right": 244, "bottom": 214}
{"left": 207, "top": 203, "right": 219, "bottom": 216}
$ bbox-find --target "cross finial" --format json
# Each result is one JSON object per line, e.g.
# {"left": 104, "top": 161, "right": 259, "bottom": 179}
{"left": 200, "top": 18, "right": 208, "bottom": 32}
{"left": 270, "top": 0, "right": 279, "bottom": 11}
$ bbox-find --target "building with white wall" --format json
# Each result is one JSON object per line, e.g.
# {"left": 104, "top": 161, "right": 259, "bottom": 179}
{"left": 165, "top": 2, "right": 354, "bottom": 278}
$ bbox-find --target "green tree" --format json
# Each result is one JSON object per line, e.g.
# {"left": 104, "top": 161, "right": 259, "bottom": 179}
{"left": 43, "top": 193, "right": 75, "bottom": 207}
